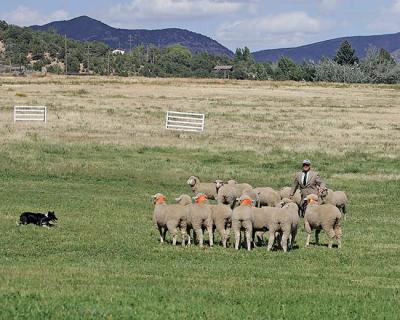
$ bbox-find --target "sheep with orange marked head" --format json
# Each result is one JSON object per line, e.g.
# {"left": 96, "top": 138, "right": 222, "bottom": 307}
{"left": 152, "top": 193, "right": 190, "bottom": 246}
{"left": 187, "top": 193, "right": 213, "bottom": 248}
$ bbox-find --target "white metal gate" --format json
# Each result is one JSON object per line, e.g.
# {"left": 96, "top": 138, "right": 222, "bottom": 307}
{"left": 14, "top": 106, "right": 47, "bottom": 123}
{"left": 165, "top": 111, "right": 205, "bottom": 132}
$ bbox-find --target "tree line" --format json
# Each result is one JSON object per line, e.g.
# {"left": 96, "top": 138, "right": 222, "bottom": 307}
{"left": 1, "top": 20, "right": 400, "bottom": 84}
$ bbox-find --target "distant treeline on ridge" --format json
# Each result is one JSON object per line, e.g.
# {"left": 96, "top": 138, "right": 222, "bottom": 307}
{"left": 1, "top": 20, "right": 400, "bottom": 84}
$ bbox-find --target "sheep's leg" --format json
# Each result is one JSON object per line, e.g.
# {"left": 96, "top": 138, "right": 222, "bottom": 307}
{"left": 267, "top": 231, "right": 275, "bottom": 251}
{"left": 231, "top": 220, "right": 241, "bottom": 250}
{"left": 158, "top": 226, "right": 165, "bottom": 244}
{"left": 181, "top": 228, "right": 187, "bottom": 247}
{"left": 315, "top": 229, "right": 321, "bottom": 246}
{"left": 187, "top": 228, "right": 192, "bottom": 246}
{"left": 207, "top": 225, "right": 214, "bottom": 247}
{"left": 195, "top": 227, "right": 204, "bottom": 248}
{"left": 326, "top": 228, "right": 336, "bottom": 249}
{"left": 305, "top": 234, "right": 311, "bottom": 247}
{"left": 167, "top": 221, "right": 178, "bottom": 246}
{"left": 242, "top": 221, "right": 252, "bottom": 251}
{"left": 304, "top": 220, "right": 312, "bottom": 247}
{"left": 291, "top": 229, "right": 298, "bottom": 249}
{"left": 334, "top": 222, "right": 342, "bottom": 249}
{"left": 281, "top": 232, "right": 289, "bottom": 252}
{"left": 245, "top": 229, "right": 252, "bottom": 251}
{"left": 216, "top": 225, "right": 227, "bottom": 248}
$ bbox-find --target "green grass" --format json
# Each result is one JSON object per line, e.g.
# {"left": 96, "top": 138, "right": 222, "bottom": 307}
{"left": 0, "top": 142, "right": 399, "bottom": 319}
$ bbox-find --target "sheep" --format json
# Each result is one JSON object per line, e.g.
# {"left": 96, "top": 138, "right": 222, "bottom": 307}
{"left": 186, "top": 176, "right": 217, "bottom": 200}
{"left": 215, "top": 180, "right": 243, "bottom": 209}
{"left": 187, "top": 193, "right": 213, "bottom": 248}
{"left": 277, "top": 198, "right": 300, "bottom": 250}
{"left": 176, "top": 194, "right": 231, "bottom": 248}
{"left": 175, "top": 194, "right": 194, "bottom": 245}
{"left": 304, "top": 194, "right": 342, "bottom": 249}
{"left": 248, "top": 199, "right": 295, "bottom": 252}
{"left": 175, "top": 194, "right": 193, "bottom": 206}
{"left": 209, "top": 204, "right": 232, "bottom": 248}
{"left": 239, "top": 187, "right": 280, "bottom": 208}
{"left": 226, "top": 180, "right": 253, "bottom": 195}
{"left": 231, "top": 195, "right": 254, "bottom": 251}
{"left": 280, "top": 187, "right": 302, "bottom": 207}
{"left": 152, "top": 193, "right": 189, "bottom": 246}
{"left": 319, "top": 188, "right": 348, "bottom": 219}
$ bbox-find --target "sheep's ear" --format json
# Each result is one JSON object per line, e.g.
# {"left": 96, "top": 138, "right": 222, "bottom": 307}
{"left": 175, "top": 197, "right": 181, "bottom": 202}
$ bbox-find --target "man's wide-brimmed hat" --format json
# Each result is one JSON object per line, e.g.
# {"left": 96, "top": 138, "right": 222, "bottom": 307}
{"left": 302, "top": 159, "right": 311, "bottom": 165}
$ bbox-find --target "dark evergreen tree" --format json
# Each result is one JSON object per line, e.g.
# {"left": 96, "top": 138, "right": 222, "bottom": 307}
{"left": 334, "top": 40, "right": 359, "bottom": 65}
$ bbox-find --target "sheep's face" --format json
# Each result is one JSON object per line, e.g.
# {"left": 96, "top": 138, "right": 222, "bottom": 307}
{"left": 318, "top": 187, "right": 328, "bottom": 197}
{"left": 238, "top": 196, "right": 253, "bottom": 206}
{"left": 214, "top": 180, "right": 224, "bottom": 190}
{"left": 153, "top": 193, "right": 166, "bottom": 205}
{"left": 307, "top": 194, "right": 319, "bottom": 205}
{"left": 194, "top": 193, "right": 208, "bottom": 204}
{"left": 187, "top": 176, "right": 198, "bottom": 187}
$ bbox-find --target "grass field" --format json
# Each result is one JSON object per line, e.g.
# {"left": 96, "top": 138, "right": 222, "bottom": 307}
{"left": 0, "top": 76, "right": 399, "bottom": 319}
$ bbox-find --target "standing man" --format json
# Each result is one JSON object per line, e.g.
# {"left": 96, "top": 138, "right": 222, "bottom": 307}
{"left": 290, "top": 160, "right": 326, "bottom": 216}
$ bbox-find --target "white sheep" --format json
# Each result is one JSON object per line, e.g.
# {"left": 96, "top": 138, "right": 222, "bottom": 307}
{"left": 319, "top": 188, "right": 348, "bottom": 219}
{"left": 280, "top": 187, "right": 302, "bottom": 208}
{"left": 231, "top": 195, "right": 254, "bottom": 251}
{"left": 209, "top": 204, "right": 232, "bottom": 248}
{"left": 187, "top": 193, "right": 214, "bottom": 248}
{"left": 175, "top": 195, "right": 231, "bottom": 247}
{"left": 240, "top": 187, "right": 280, "bottom": 208}
{"left": 277, "top": 198, "right": 300, "bottom": 250}
{"left": 227, "top": 180, "right": 253, "bottom": 195}
{"left": 304, "top": 194, "right": 342, "bottom": 249}
{"left": 187, "top": 176, "right": 217, "bottom": 200}
{"left": 152, "top": 193, "right": 189, "bottom": 246}
{"left": 215, "top": 180, "right": 243, "bottom": 209}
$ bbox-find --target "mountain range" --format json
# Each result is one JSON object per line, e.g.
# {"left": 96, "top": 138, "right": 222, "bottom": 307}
{"left": 31, "top": 16, "right": 400, "bottom": 63}
{"left": 31, "top": 16, "right": 233, "bottom": 57}
{"left": 252, "top": 32, "right": 400, "bottom": 63}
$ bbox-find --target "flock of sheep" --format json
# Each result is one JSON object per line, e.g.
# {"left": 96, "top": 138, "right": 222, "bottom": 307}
{"left": 152, "top": 176, "right": 347, "bottom": 251}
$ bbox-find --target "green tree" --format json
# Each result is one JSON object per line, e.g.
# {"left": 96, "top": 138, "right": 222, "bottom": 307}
{"left": 334, "top": 40, "right": 359, "bottom": 65}
{"left": 276, "top": 56, "right": 302, "bottom": 80}
{"left": 234, "top": 47, "right": 253, "bottom": 63}
{"left": 378, "top": 48, "right": 395, "bottom": 65}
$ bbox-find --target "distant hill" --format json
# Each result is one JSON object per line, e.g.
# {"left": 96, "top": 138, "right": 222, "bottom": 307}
{"left": 31, "top": 16, "right": 233, "bottom": 57}
{"left": 253, "top": 32, "right": 400, "bottom": 63}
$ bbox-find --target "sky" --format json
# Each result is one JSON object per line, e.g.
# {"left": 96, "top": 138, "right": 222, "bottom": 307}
{"left": 1, "top": 0, "right": 400, "bottom": 51}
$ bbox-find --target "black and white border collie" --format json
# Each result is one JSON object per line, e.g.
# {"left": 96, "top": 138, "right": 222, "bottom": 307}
{"left": 18, "top": 211, "right": 58, "bottom": 227}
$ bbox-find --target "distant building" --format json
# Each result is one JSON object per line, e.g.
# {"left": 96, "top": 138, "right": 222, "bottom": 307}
{"left": 213, "top": 65, "right": 233, "bottom": 78}
{"left": 112, "top": 49, "right": 125, "bottom": 55}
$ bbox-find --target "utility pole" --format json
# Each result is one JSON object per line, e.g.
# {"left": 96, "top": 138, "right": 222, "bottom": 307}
{"left": 107, "top": 50, "right": 111, "bottom": 75}
{"left": 87, "top": 42, "right": 90, "bottom": 73}
{"left": 128, "top": 34, "right": 134, "bottom": 52}
{"left": 64, "top": 34, "right": 68, "bottom": 74}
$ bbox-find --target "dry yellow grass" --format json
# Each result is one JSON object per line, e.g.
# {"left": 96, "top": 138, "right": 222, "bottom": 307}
{"left": 0, "top": 75, "right": 399, "bottom": 155}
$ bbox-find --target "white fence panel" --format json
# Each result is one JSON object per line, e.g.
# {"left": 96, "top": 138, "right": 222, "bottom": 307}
{"left": 14, "top": 106, "right": 47, "bottom": 123}
{"left": 166, "top": 111, "right": 205, "bottom": 132}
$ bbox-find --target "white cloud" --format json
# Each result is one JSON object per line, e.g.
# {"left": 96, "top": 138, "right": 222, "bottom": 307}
{"left": 216, "top": 11, "right": 323, "bottom": 49}
{"left": 107, "top": 0, "right": 248, "bottom": 23}
{"left": 2, "top": 5, "right": 69, "bottom": 26}
{"left": 319, "top": 0, "right": 341, "bottom": 10}
{"left": 368, "top": 0, "right": 400, "bottom": 33}
{"left": 392, "top": 0, "right": 400, "bottom": 13}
